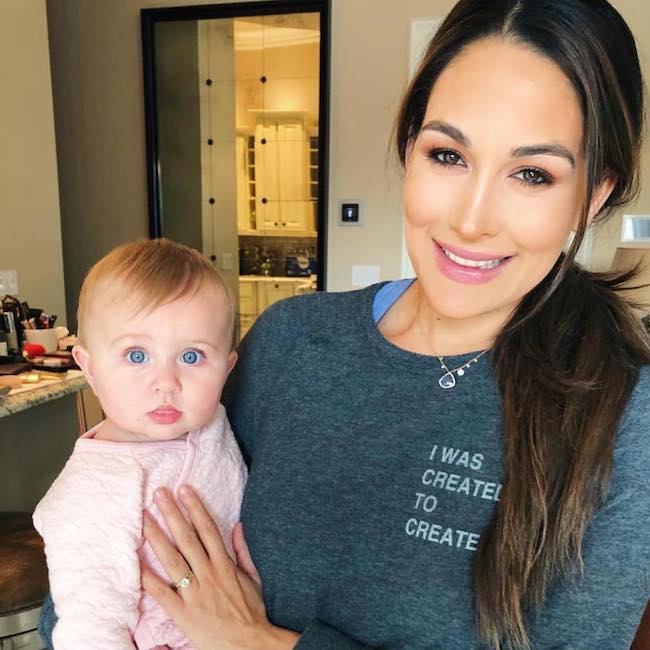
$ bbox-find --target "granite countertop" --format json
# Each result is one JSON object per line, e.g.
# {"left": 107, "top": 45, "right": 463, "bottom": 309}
{"left": 0, "top": 369, "right": 87, "bottom": 418}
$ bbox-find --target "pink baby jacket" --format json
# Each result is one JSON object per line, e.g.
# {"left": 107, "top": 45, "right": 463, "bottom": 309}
{"left": 33, "top": 405, "right": 247, "bottom": 650}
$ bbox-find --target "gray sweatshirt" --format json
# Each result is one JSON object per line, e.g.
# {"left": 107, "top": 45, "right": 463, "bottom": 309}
{"left": 223, "top": 282, "right": 650, "bottom": 650}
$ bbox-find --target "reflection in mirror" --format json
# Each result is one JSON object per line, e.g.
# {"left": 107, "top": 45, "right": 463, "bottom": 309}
{"left": 143, "top": 2, "right": 329, "bottom": 344}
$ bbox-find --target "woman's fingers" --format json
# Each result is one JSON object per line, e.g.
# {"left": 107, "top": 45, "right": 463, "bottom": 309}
{"left": 233, "top": 523, "right": 261, "bottom": 585}
{"left": 140, "top": 561, "right": 184, "bottom": 616}
{"left": 177, "top": 485, "right": 232, "bottom": 570}
{"left": 141, "top": 490, "right": 290, "bottom": 650}
{"left": 148, "top": 491, "right": 210, "bottom": 585}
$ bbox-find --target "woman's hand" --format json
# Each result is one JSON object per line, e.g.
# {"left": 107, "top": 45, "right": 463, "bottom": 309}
{"left": 141, "top": 485, "right": 299, "bottom": 650}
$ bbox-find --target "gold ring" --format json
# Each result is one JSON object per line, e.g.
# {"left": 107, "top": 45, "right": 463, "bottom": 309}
{"left": 174, "top": 570, "right": 195, "bottom": 590}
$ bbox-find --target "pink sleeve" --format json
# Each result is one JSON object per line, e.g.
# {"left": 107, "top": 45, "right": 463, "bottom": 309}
{"left": 33, "top": 450, "right": 144, "bottom": 650}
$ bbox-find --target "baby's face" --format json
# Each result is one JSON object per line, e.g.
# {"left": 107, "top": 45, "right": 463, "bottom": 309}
{"left": 74, "top": 283, "right": 236, "bottom": 442}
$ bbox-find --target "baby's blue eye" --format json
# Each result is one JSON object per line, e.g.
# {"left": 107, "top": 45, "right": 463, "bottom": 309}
{"left": 181, "top": 349, "right": 203, "bottom": 365}
{"left": 126, "top": 349, "right": 148, "bottom": 364}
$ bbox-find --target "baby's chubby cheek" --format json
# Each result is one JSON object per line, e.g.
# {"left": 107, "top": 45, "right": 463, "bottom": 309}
{"left": 98, "top": 388, "right": 144, "bottom": 422}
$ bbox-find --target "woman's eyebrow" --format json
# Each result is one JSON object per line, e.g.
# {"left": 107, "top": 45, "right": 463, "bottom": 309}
{"left": 422, "top": 119, "right": 576, "bottom": 168}
{"left": 511, "top": 144, "right": 575, "bottom": 168}
{"left": 421, "top": 120, "right": 470, "bottom": 147}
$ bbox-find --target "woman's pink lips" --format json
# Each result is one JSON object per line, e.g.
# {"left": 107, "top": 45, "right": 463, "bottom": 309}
{"left": 434, "top": 241, "right": 514, "bottom": 285}
{"left": 437, "top": 240, "right": 511, "bottom": 261}
{"left": 148, "top": 406, "right": 182, "bottom": 424}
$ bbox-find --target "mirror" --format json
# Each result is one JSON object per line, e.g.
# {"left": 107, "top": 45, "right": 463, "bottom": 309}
{"left": 142, "top": 1, "right": 330, "bottom": 343}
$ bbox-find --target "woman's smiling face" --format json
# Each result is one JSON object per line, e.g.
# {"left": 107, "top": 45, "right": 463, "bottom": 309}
{"left": 404, "top": 37, "right": 614, "bottom": 326}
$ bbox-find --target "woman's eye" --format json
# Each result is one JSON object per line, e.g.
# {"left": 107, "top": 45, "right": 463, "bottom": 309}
{"left": 126, "top": 349, "right": 148, "bottom": 364}
{"left": 181, "top": 349, "right": 204, "bottom": 365}
{"left": 514, "top": 168, "right": 552, "bottom": 186}
{"left": 428, "top": 149, "right": 464, "bottom": 166}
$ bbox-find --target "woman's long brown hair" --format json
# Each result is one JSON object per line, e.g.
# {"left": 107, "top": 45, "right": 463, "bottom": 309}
{"left": 396, "top": 0, "right": 649, "bottom": 647}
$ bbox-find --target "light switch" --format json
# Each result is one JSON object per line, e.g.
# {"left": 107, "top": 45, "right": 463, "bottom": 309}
{"left": 0, "top": 270, "right": 18, "bottom": 295}
{"left": 342, "top": 203, "right": 359, "bottom": 222}
{"left": 222, "top": 252, "right": 233, "bottom": 270}
{"left": 339, "top": 199, "right": 363, "bottom": 226}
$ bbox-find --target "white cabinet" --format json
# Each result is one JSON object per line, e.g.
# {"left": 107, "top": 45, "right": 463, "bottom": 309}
{"left": 235, "top": 116, "right": 314, "bottom": 236}
{"left": 257, "top": 278, "right": 296, "bottom": 312}
{"left": 238, "top": 278, "right": 258, "bottom": 315}
{"left": 254, "top": 122, "right": 281, "bottom": 230}
{"left": 236, "top": 134, "right": 253, "bottom": 232}
{"left": 276, "top": 121, "right": 311, "bottom": 232}
{"left": 238, "top": 278, "right": 258, "bottom": 340}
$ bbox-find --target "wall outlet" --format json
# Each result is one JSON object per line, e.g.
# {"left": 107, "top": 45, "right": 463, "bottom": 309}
{"left": 0, "top": 270, "right": 18, "bottom": 296}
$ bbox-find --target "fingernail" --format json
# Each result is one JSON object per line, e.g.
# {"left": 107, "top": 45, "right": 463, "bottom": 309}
{"left": 179, "top": 485, "right": 192, "bottom": 499}
{"left": 154, "top": 488, "right": 170, "bottom": 502}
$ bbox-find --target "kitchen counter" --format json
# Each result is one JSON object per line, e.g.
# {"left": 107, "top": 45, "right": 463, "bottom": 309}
{"left": 239, "top": 274, "right": 315, "bottom": 283}
{"left": 0, "top": 370, "right": 87, "bottom": 418}
{"left": 238, "top": 276, "right": 316, "bottom": 340}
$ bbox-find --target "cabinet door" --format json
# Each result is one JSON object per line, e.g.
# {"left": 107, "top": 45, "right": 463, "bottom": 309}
{"left": 236, "top": 135, "right": 251, "bottom": 231}
{"left": 277, "top": 121, "right": 309, "bottom": 231}
{"left": 257, "top": 280, "right": 295, "bottom": 313}
{"left": 238, "top": 280, "right": 258, "bottom": 316}
{"left": 282, "top": 199, "right": 312, "bottom": 232}
{"left": 255, "top": 123, "right": 281, "bottom": 230}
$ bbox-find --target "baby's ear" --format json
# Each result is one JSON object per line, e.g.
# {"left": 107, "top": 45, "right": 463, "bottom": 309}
{"left": 226, "top": 350, "right": 238, "bottom": 375}
{"left": 72, "top": 345, "right": 96, "bottom": 391}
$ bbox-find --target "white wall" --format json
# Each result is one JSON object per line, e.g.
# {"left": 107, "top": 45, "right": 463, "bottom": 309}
{"left": 0, "top": 0, "right": 66, "bottom": 323}
{"left": 326, "top": 0, "right": 455, "bottom": 289}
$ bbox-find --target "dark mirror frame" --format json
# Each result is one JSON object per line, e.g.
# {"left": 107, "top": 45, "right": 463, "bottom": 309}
{"left": 141, "top": 0, "right": 330, "bottom": 291}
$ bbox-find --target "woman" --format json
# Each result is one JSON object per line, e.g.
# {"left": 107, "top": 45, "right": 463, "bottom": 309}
{"left": 40, "top": 0, "right": 649, "bottom": 648}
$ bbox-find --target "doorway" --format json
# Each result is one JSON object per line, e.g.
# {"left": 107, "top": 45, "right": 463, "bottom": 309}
{"left": 142, "top": 1, "right": 330, "bottom": 343}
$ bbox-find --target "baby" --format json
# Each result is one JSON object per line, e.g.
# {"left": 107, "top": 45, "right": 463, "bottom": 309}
{"left": 33, "top": 239, "right": 247, "bottom": 649}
